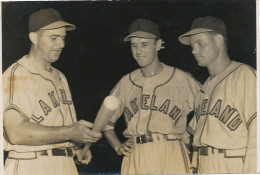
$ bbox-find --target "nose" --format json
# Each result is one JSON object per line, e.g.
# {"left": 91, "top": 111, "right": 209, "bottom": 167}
{"left": 56, "top": 37, "right": 65, "bottom": 48}
{"left": 191, "top": 45, "right": 198, "bottom": 55}
{"left": 136, "top": 45, "right": 142, "bottom": 55}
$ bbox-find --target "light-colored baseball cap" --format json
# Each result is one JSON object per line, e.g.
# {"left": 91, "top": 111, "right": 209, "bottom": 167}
{"left": 124, "top": 18, "right": 160, "bottom": 41}
{"left": 29, "top": 8, "right": 76, "bottom": 32}
{"left": 178, "top": 16, "right": 227, "bottom": 45}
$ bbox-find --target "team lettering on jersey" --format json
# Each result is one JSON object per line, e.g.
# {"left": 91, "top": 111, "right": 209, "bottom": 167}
{"left": 32, "top": 89, "right": 72, "bottom": 123}
{"left": 194, "top": 99, "right": 242, "bottom": 131}
{"left": 123, "top": 94, "right": 181, "bottom": 121}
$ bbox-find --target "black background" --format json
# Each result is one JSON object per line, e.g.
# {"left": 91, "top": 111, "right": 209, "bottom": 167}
{"left": 2, "top": 1, "right": 256, "bottom": 174}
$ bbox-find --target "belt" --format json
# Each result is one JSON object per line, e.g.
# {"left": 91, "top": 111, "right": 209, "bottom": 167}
{"left": 37, "top": 148, "right": 74, "bottom": 157}
{"left": 199, "top": 146, "right": 224, "bottom": 156}
{"left": 136, "top": 133, "right": 182, "bottom": 144}
{"left": 198, "top": 146, "right": 246, "bottom": 158}
{"left": 8, "top": 148, "right": 74, "bottom": 159}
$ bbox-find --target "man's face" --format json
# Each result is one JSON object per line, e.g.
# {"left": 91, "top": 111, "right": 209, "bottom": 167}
{"left": 37, "top": 27, "right": 66, "bottom": 64}
{"left": 190, "top": 32, "right": 219, "bottom": 67}
{"left": 130, "top": 37, "right": 159, "bottom": 68}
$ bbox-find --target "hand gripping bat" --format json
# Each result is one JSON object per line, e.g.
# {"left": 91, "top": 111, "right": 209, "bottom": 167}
{"left": 80, "top": 95, "right": 120, "bottom": 159}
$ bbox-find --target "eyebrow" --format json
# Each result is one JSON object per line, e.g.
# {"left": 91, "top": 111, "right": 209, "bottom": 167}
{"left": 50, "top": 34, "right": 66, "bottom": 37}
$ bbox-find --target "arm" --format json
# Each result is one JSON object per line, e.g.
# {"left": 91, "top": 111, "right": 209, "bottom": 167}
{"left": 4, "top": 109, "right": 102, "bottom": 145}
{"left": 242, "top": 116, "right": 257, "bottom": 173}
{"left": 104, "top": 129, "right": 134, "bottom": 156}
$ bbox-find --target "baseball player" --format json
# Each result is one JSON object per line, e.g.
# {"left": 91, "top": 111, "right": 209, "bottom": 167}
{"left": 103, "top": 18, "right": 201, "bottom": 174}
{"left": 178, "top": 16, "right": 257, "bottom": 173}
{"left": 3, "top": 8, "right": 101, "bottom": 175}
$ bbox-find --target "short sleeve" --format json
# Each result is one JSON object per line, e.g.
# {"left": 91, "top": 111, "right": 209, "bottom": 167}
{"left": 235, "top": 65, "right": 256, "bottom": 126}
{"left": 3, "top": 64, "right": 38, "bottom": 121}
{"left": 184, "top": 73, "right": 201, "bottom": 113}
{"left": 103, "top": 77, "right": 125, "bottom": 131}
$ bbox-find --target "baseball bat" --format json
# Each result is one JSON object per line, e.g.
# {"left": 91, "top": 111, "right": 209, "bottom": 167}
{"left": 81, "top": 95, "right": 120, "bottom": 159}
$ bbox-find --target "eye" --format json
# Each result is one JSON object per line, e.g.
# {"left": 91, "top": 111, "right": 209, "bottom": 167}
{"left": 142, "top": 43, "right": 148, "bottom": 47}
{"left": 50, "top": 36, "right": 57, "bottom": 40}
{"left": 131, "top": 44, "right": 137, "bottom": 48}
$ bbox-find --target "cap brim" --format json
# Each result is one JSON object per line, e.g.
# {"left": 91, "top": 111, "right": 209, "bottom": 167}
{"left": 41, "top": 21, "right": 76, "bottom": 31}
{"left": 178, "top": 28, "right": 215, "bottom": 45}
{"left": 124, "top": 31, "right": 157, "bottom": 41}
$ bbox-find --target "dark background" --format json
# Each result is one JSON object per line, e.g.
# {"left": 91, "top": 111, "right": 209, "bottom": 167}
{"left": 2, "top": 0, "right": 256, "bottom": 174}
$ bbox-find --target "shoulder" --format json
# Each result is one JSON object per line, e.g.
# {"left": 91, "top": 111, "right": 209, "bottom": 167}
{"left": 3, "top": 59, "right": 31, "bottom": 80}
{"left": 231, "top": 61, "right": 256, "bottom": 77}
{"left": 51, "top": 67, "right": 70, "bottom": 83}
{"left": 174, "top": 67, "right": 201, "bottom": 86}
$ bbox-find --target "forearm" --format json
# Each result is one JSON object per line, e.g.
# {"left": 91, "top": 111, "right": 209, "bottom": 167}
{"left": 9, "top": 122, "right": 73, "bottom": 145}
{"left": 103, "top": 129, "right": 122, "bottom": 151}
{"left": 4, "top": 109, "right": 101, "bottom": 146}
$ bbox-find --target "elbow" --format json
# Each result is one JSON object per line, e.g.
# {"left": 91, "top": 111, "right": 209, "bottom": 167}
{"left": 6, "top": 134, "right": 23, "bottom": 145}
{"left": 5, "top": 130, "right": 31, "bottom": 145}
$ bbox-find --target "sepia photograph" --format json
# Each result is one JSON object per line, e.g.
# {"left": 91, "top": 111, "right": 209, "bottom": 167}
{"left": 1, "top": 0, "right": 257, "bottom": 174}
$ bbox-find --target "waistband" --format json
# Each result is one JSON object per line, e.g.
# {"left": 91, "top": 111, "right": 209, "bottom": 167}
{"left": 198, "top": 146, "right": 246, "bottom": 158}
{"left": 8, "top": 148, "right": 74, "bottom": 160}
{"left": 134, "top": 133, "right": 182, "bottom": 144}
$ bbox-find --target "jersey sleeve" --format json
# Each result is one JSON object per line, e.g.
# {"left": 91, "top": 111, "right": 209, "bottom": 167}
{"left": 182, "top": 72, "right": 201, "bottom": 135}
{"left": 187, "top": 115, "right": 197, "bottom": 135}
{"left": 235, "top": 65, "right": 256, "bottom": 125}
{"left": 234, "top": 65, "right": 257, "bottom": 173}
{"left": 3, "top": 64, "right": 38, "bottom": 121}
{"left": 183, "top": 73, "right": 201, "bottom": 113}
{"left": 103, "top": 77, "right": 125, "bottom": 131}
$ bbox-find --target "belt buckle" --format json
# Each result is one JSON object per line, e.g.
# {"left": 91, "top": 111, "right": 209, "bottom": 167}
{"left": 136, "top": 135, "right": 145, "bottom": 144}
{"left": 136, "top": 134, "right": 153, "bottom": 144}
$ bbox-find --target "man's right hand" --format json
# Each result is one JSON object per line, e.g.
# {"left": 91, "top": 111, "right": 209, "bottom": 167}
{"left": 69, "top": 120, "right": 102, "bottom": 143}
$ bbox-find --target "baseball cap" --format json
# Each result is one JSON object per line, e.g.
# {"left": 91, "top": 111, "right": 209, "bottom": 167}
{"left": 29, "top": 8, "right": 76, "bottom": 32}
{"left": 124, "top": 18, "right": 160, "bottom": 41}
{"left": 178, "top": 16, "right": 227, "bottom": 45}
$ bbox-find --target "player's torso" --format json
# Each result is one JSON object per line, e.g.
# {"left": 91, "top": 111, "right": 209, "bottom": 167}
{"left": 3, "top": 56, "right": 77, "bottom": 151}
{"left": 193, "top": 62, "right": 249, "bottom": 149}
{"left": 30, "top": 70, "right": 75, "bottom": 126}
{"left": 4, "top": 56, "right": 76, "bottom": 127}
{"left": 121, "top": 64, "right": 192, "bottom": 136}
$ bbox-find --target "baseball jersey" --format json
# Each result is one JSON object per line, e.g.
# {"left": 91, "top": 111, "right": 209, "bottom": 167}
{"left": 187, "top": 61, "right": 256, "bottom": 149}
{"left": 3, "top": 55, "right": 77, "bottom": 152}
{"left": 104, "top": 63, "right": 201, "bottom": 137}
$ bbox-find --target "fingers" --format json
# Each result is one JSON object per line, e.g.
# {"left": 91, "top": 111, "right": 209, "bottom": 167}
{"left": 117, "top": 139, "right": 135, "bottom": 157}
{"left": 82, "top": 130, "right": 102, "bottom": 143}
{"left": 78, "top": 120, "right": 93, "bottom": 128}
{"left": 125, "top": 140, "right": 134, "bottom": 148}
{"left": 71, "top": 120, "right": 102, "bottom": 143}
{"left": 75, "top": 149, "right": 92, "bottom": 165}
{"left": 82, "top": 150, "right": 92, "bottom": 164}
{"left": 88, "top": 130, "right": 102, "bottom": 138}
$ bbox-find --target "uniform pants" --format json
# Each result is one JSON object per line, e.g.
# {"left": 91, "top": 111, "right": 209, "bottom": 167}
{"left": 121, "top": 135, "right": 191, "bottom": 175}
{"left": 198, "top": 148, "right": 244, "bottom": 174}
{"left": 4, "top": 156, "right": 78, "bottom": 175}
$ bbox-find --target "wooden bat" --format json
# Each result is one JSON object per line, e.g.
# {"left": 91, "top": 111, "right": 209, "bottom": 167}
{"left": 80, "top": 95, "right": 119, "bottom": 159}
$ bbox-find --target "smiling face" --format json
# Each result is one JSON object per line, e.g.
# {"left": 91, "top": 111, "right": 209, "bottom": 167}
{"left": 190, "top": 32, "right": 219, "bottom": 68}
{"left": 130, "top": 37, "right": 161, "bottom": 69}
{"left": 36, "top": 27, "right": 66, "bottom": 64}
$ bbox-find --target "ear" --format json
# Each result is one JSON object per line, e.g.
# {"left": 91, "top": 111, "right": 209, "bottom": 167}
{"left": 29, "top": 32, "right": 38, "bottom": 45}
{"left": 156, "top": 39, "right": 163, "bottom": 51}
{"left": 214, "top": 34, "right": 224, "bottom": 49}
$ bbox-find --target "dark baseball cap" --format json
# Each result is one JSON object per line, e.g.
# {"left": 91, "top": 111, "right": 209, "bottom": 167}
{"left": 29, "top": 8, "right": 76, "bottom": 32}
{"left": 178, "top": 16, "right": 227, "bottom": 45}
{"left": 124, "top": 18, "right": 160, "bottom": 41}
